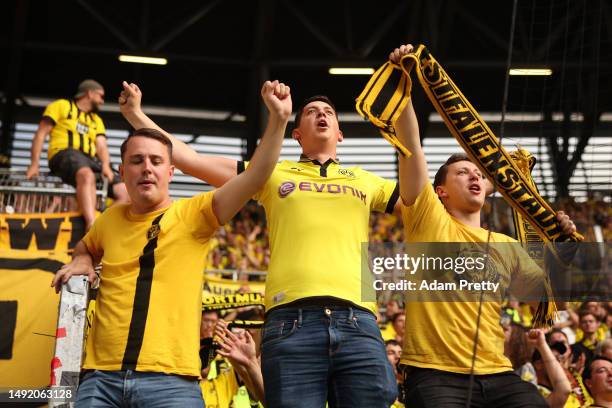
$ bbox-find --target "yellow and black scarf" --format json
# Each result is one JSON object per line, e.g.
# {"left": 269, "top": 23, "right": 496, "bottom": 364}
{"left": 356, "top": 44, "right": 584, "bottom": 325}
{"left": 356, "top": 44, "right": 583, "bottom": 245}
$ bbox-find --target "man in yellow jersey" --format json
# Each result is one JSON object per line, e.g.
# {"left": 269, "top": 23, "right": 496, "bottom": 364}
{"left": 50, "top": 79, "right": 291, "bottom": 407}
{"left": 199, "top": 310, "right": 240, "bottom": 407}
{"left": 390, "top": 43, "right": 577, "bottom": 407}
{"left": 27, "top": 79, "right": 129, "bottom": 229}
{"left": 577, "top": 311, "right": 604, "bottom": 352}
{"left": 119, "top": 82, "right": 400, "bottom": 407}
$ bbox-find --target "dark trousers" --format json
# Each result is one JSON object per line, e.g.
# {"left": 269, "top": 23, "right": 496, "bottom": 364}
{"left": 401, "top": 367, "right": 548, "bottom": 408}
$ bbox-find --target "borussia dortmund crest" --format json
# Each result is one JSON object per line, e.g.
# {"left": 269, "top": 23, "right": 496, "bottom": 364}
{"left": 147, "top": 224, "right": 161, "bottom": 240}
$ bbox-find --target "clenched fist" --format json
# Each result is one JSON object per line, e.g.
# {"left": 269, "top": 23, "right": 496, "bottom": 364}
{"left": 261, "top": 80, "right": 292, "bottom": 121}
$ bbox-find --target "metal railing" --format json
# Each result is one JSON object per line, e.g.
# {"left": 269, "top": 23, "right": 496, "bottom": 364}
{"left": 205, "top": 268, "right": 267, "bottom": 280}
{"left": 0, "top": 169, "right": 108, "bottom": 213}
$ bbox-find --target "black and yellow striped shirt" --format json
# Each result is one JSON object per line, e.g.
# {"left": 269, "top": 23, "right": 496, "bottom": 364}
{"left": 82, "top": 192, "right": 219, "bottom": 377}
{"left": 43, "top": 99, "right": 106, "bottom": 160}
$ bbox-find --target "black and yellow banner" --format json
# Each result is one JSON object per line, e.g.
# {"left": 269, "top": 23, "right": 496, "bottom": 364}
{"left": 202, "top": 292, "right": 264, "bottom": 311}
{"left": 0, "top": 212, "right": 84, "bottom": 388}
{"left": 0, "top": 252, "right": 65, "bottom": 388}
{"left": 356, "top": 44, "right": 584, "bottom": 245}
{"left": 0, "top": 212, "right": 86, "bottom": 254}
{"left": 203, "top": 274, "right": 265, "bottom": 297}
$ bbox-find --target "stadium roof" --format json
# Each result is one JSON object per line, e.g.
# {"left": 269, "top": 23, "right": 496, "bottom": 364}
{"left": 2, "top": 0, "right": 610, "bottom": 115}
{"left": 1, "top": 1, "right": 611, "bottom": 198}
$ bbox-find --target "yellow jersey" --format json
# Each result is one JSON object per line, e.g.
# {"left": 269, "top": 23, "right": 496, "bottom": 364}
{"left": 575, "top": 325, "right": 608, "bottom": 349}
{"left": 201, "top": 358, "right": 239, "bottom": 408}
{"left": 82, "top": 192, "right": 219, "bottom": 377}
{"left": 381, "top": 322, "right": 398, "bottom": 341}
{"left": 537, "top": 384, "right": 586, "bottom": 408}
{"left": 241, "top": 157, "right": 398, "bottom": 314}
{"left": 42, "top": 99, "right": 106, "bottom": 160}
{"left": 400, "top": 184, "right": 545, "bottom": 374}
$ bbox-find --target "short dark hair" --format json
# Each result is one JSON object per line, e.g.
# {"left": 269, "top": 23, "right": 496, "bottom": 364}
{"left": 579, "top": 310, "right": 597, "bottom": 322}
{"left": 583, "top": 356, "right": 612, "bottom": 388}
{"left": 391, "top": 312, "right": 405, "bottom": 324}
{"left": 433, "top": 153, "right": 472, "bottom": 189}
{"left": 201, "top": 309, "right": 220, "bottom": 318}
{"left": 547, "top": 328, "right": 569, "bottom": 343}
{"left": 385, "top": 339, "right": 401, "bottom": 347}
{"left": 294, "top": 95, "right": 337, "bottom": 128}
{"left": 387, "top": 298, "right": 403, "bottom": 308}
{"left": 120, "top": 128, "right": 173, "bottom": 161}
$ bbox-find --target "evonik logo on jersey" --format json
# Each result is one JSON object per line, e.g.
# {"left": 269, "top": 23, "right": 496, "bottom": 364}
{"left": 76, "top": 121, "right": 90, "bottom": 134}
{"left": 277, "top": 180, "right": 367, "bottom": 204}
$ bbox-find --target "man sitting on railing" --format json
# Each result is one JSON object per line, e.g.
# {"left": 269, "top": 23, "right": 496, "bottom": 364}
{"left": 27, "top": 79, "right": 128, "bottom": 230}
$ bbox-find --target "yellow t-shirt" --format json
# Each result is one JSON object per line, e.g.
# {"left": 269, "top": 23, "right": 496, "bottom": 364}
{"left": 381, "top": 322, "right": 397, "bottom": 341}
{"left": 400, "top": 184, "right": 545, "bottom": 374}
{"left": 537, "top": 384, "right": 585, "bottom": 408}
{"left": 43, "top": 99, "right": 106, "bottom": 160}
{"left": 245, "top": 158, "right": 398, "bottom": 314}
{"left": 200, "top": 358, "right": 239, "bottom": 408}
{"left": 574, "top": 325, "right": 608, "bottom": 348}
{"left": 82, "top": 192, "right": 219, "bottom": 377}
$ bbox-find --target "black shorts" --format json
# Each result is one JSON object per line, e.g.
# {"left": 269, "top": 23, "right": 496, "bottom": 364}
{"left": 48, "top": 148, "right": 121, "bottom": 199}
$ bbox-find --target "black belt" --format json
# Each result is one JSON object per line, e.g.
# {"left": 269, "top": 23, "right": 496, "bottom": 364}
{"left": 268, "top": 296, "right": 373, "bottom": 315}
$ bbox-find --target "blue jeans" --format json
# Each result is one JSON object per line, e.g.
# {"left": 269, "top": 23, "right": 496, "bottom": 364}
{"left": 76, "top": 370, "right": 204, "bottom": 408}
{"left": 261, "top": 305, "right": 398, "bottom": 408}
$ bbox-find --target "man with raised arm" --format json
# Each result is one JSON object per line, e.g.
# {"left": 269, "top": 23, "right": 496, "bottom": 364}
{"left": 51, "top": 80, "right": 291, "bottom": 408}
{"left": 119, "top": 82, "right": 399, "bottom": 407}
{"left": 391, "top": 43, "right": 577, "bottom": 408}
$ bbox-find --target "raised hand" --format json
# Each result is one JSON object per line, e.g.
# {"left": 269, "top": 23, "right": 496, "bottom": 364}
{"left": 214, "top": 320, "right": 257, "bottom": 368}
{"left": 526, "top": 328, "right": 547, "bottom": 349}
{"left": 118, "top": 81, "right": 143, "bottom": 117}
{"left": 261, "top": 80, "right": 292, "bottom": 121}
{"left": 556, "top": 211, "right": 577, "bottom": 236}
{"left": 572, "top": 351, "right": 586, "bottom": 375}
{"left": 389, "top": 44, "right": 415, "bottom": 64}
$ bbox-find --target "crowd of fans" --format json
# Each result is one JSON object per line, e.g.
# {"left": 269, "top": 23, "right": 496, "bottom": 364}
{"left": 202, "top": 297, "right": 612, "bottom": 406}
{"left": 206, "top": 195, "right": 611, "bottom": 273}
{"left": 556, "top": 194, "right": 612, "bottom": 242}
{"left": 9, "top": 176, "right": 608, "bottom": 405}
{"left": 375, "top": 299, "right": 612, "bottom": 407}
{"left": 498, "top": 301, "right": 612, "bottom": 407}
{"left": 205, "top": 203, "right": 269, "bottom": 273}
{"left": 200, "top": 197, "right": 611, "bottom": 406}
